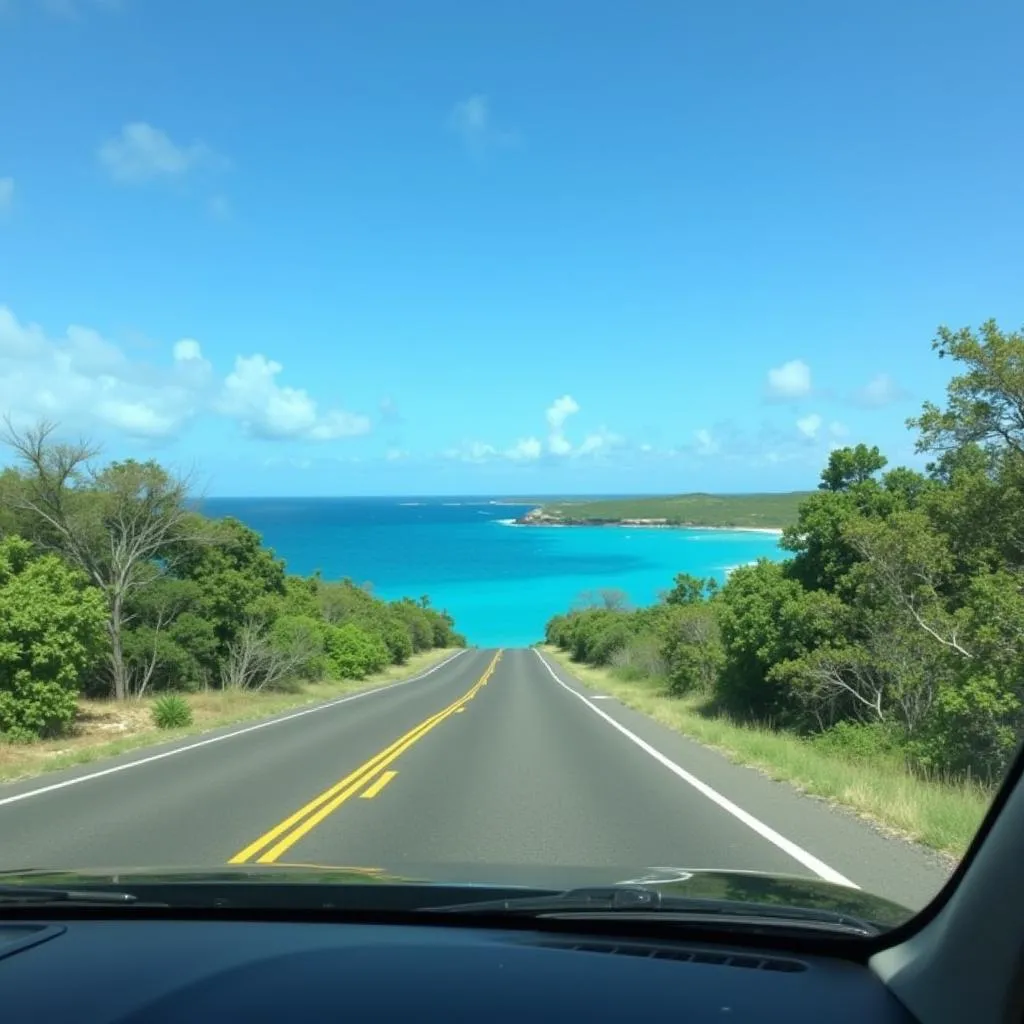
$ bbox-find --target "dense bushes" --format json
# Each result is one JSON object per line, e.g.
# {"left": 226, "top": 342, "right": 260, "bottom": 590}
{"left": 547, "top": 321, "right": 1024, "bottom": 782}
{"left": 0, "top": 537, "right": 107, "bottom": 740}
{"left": 0, "top": 431, "right": 466, "bottom": 739}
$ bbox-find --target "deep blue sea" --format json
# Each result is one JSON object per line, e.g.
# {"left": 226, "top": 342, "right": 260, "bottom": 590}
{"left": 200, "top": 498, "right": 785, "bottom": 647}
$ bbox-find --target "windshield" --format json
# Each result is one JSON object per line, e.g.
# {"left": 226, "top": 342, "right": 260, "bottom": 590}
{"left": 0, "top": 2, "right": 1021, "bottom": 936}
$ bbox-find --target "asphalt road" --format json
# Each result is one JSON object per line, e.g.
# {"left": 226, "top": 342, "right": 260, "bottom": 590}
{"left": 0, "top": 647, "right": 953, "bottom": 909}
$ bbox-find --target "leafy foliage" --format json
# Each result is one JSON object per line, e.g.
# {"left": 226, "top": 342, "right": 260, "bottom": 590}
{"left": 547, "top": 319, "right": 1024, "bottom": 781}
{"left": 325, "top": 623, "right": 391, "bottom": 679}
{"left": 151, "top": 694, "right": 193, "bottom": 730}
{"left": 0, "top": 427, "right": 466, "bottom": 740}
{"left": 0, "top": 536, "right": 107, "bottom": 740}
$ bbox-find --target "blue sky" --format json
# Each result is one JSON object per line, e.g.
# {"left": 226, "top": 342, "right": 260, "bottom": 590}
{"left": 1, "top": 1, "right": 1022, "bottom": 496}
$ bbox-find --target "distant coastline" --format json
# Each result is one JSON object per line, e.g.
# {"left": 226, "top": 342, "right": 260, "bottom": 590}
{"left": 512, "top": 493, "right": 805, "bottom": 533}
{"left": 510, "top": 512, "right": 783, "bottom": 535}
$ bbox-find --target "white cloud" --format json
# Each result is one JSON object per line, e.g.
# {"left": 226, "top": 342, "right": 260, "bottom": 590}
{"left": 443, "top": 441, "right": 497, "bottom": 463}
{"left": 766, "top": 359, "right": 812, "bottom": 399}
{"left": 448, "top": 95, "right": 517, "bottom": 155}
{"left": 440, "top": 394, "right": 621, "bottom": 464}
{"left": 829, "top": 420, "right": 849, "bottom": 438}
{"left": 855, "top": 373, "right": 905, "bottom": 408}
{"left": 385, "top": 447, "right": 408, "bottom": 462}
{"left": 546, "top": 394, "right": 579, "bottom": 454}
{"left": 577, "top": 429, "right": 622, "bottom": 457}
{"left": 218, "top": 354, "right": 370, "bottom": 441}
{"left": 0, "top": 177, "right": 13, "bottom": 213}
{"left": 0, "top": 305, "right": 369, "bottom": 443}
{"left": 546, "top": 394, "right": 579, "bottom": 431}
{"left": 98, "top": 122, "right": 222, "bottom": 183}
{"left": 694, "top": 428, "right": 719, "bottom": 456}
{"left": 0, "top": 306, "right": 213, "bottom": 439}
{"left": 796, "top": 413, "right": 823, "bottom": 439}
{"left": 506, "top": 436, "right": 542, "bottom": 461}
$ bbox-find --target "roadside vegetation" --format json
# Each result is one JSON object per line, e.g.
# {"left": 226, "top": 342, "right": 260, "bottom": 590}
{"left": 543, "top": 648, "right": 986, "bottom": 855}
{"left": 545, "top": 320, "right": 1024, "bottom": 855}
{"left": 529, "top": 491, "right": 809, "bottom": 528}
{"left": 0, "top": 422, "right": 466, "bottom": 752}
{"left": 0, "top": 646, "right": 458, "bottom": 783}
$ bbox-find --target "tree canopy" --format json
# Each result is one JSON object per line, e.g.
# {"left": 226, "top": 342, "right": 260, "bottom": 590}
{"left": 547, "top": 320, "right": 1024, "bottom": 781}
{"left": 0, "top": 426, "right": 466, "bottom": 737}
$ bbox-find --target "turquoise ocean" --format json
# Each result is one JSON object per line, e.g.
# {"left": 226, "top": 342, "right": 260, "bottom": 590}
{"left": 200, "top": 498, "right": 785, "bottom": 647}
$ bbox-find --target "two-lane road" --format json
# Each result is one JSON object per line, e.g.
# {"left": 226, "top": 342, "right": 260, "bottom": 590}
{"left": 0, "top": 648, "right": 952, "bottom": 908}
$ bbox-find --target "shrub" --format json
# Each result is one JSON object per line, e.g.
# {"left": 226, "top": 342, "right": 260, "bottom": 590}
{"left": 811, "top": 720, "right": 906, "bottom": 762}
{"left": 151, "top": 694, "right": 193, "bottom": 729}
{"left": 325, "top": 623, "right": 390, "bottom": 679}
{"left": 0, "top": 537, "right": 107, "bottom": 740}
{"left": 611, "top": 635, "right": 667, "bottom": 683}
{"left": 269, "top": 615, "right": 328, "bottom": 681}
{"left": 375, "top": 614, "right": 415, "bottom": 665}
{"left": 660, "top": 604, "right": 724, "bottom": 697}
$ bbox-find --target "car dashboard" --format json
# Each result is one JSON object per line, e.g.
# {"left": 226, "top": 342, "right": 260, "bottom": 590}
{"left": 0, "top": 917, "right": 914, "bottom": 1022}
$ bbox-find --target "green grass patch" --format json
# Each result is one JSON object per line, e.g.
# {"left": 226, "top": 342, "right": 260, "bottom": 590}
{"left": 541, "top": 646, "right": 990, "bottom": 857}
{"left": 0, "top": 648, "right": 463, "bottom": 784}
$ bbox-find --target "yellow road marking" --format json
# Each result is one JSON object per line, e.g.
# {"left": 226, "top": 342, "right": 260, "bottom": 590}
{"left": 228, "top": 650, "right": 501, "bottom": 864}
{"left": 359, "top": 770, "right": 397, "bottom": 799}
{"left": 454, "top": 707, "right": 465, "bottom": 713}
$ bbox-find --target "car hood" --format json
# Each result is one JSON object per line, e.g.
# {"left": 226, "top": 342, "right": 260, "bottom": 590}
{"left": 0, "top": 863, "right": 914, "bottom": 929}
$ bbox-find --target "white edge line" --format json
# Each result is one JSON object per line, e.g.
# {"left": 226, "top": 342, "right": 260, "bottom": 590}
{"left": 0, "top": 649, "right": 469, "bottom": 809}
{"left": 533, "top": 649, "right": 858, "bottom": 889}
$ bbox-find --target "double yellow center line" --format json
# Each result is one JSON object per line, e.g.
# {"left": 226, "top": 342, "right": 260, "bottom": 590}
{"left": 228, "top": 650, "right": 502, "bottom": 865}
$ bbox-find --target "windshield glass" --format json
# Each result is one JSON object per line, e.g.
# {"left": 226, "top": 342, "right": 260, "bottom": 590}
{"left": 0, "top": 2, "right": 1021, "bottom": 935}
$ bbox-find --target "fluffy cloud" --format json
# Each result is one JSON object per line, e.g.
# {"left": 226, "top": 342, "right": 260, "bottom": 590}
{"left": 855, "top": 373, "right": 905, "bottom": 408}
{"left": 506, "top": 436, "right": 542, "bottom": 461}
{"left": 98, "top": 123, "right": 223, "bottom": 183}
{"left": 441, "top": 396, "right": 621, "bottom": 464}
{"left": 448, "top": 95, "right": 517, "bottom": 155}
{"left": 829, "top": 420, "right": 849, "bottom": 438}
{"left": 0, "top": 307, "right": 213, "bottom": 439}
{"left": 0, "top": 305, "right": 369, "bottom": 443}
{"left": 546, "top": 394, "right": 580, "bottom": 454}
{"left": 0, "top": 177, "right": 13, "bottom": 212}
{"left": 218, "top": 355, "right": 370, "bottom": 440}
{"left": 577, "top": 429, "right": 622, "bottom": 456}
{"left": 796, "top": 413, "right": 822, "bottom": 440}
{"left": 766, "top": 359, "right": 812, "bottom": 399}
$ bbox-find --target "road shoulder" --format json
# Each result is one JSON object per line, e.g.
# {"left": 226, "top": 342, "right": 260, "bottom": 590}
{"left": 536, "top": 646, "right": 955, "bottom": 910}
{"left": 0, "top": 648, "right": 466, "bottom": 788}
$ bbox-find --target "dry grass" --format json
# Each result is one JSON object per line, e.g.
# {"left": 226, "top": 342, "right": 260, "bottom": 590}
{"left": 541, "top": 646, "right": 991, "bottom": 857}
{"left": 0, "top": 648, "right": 462, "bottom": 784}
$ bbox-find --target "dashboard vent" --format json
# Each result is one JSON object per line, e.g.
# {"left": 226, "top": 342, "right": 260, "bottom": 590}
{"left": 541, "top": 940, "right": 806, "bottom": 973}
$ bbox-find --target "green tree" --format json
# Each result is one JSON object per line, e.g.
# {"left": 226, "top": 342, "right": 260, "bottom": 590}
{"left": 659, "top": 603, "right": 723, "bottom": 696}
{"left": 819, "top": 444, "right": 888, "bottom": 492}
{"left": 3, "top": 422, "right": 197, "bottom": 700}
{"left": 909, "top": 320, "right": 1024, "bottom": 458}
{"left": 0, "top": 536, "right": 107, "bottom": 739}
{"left": 664, "top": 573, "right": 718, "bottom": 606}
{"left": 172, "top": 516, "right": 287, "bottom": 677}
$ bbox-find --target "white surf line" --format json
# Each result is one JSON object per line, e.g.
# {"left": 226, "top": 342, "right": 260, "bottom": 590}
{"left": 533, "top": 649, "right": 857, "bottom": 889}
{"left": 0, "top": 649, "right": 468, "bottom": 809}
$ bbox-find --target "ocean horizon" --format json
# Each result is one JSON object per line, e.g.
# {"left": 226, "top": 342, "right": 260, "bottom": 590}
{"left": 199, "top": 497, "right": 785, "bottom": 647}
